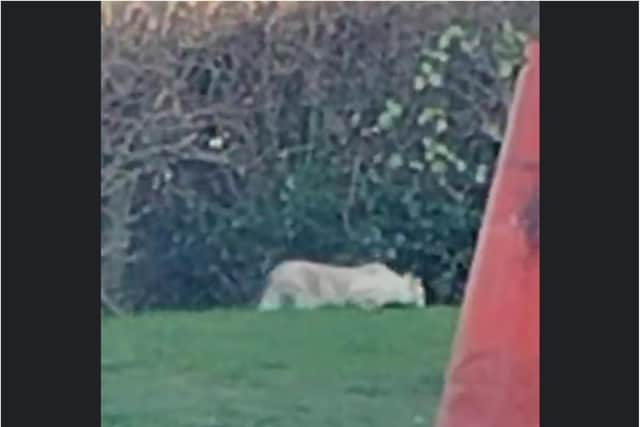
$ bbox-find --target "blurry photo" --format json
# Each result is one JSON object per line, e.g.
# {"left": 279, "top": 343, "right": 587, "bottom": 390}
{"left": 101, "top": 2, "right": 540, "bottom": 426}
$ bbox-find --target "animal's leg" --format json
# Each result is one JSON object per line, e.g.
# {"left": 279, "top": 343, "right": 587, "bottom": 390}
{"left": 360, "top": 299, "right": 379, "bottom": 311}
{"left": 258, "top": 289, "right": 282, "bottom": 311}
{"left": 294, "top": 294, "right": 321, "bottom": 310}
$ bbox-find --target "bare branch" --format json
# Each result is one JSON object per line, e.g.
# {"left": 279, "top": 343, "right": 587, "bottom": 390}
{"left": 101, "top": 289, "right": 126, "bottom": 317}
{"left": 342, "top": 152, "right": 362, "bottom": 238}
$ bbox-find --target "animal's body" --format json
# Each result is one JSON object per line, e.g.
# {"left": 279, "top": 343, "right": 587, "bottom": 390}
{"left": 258, "top": 260, "right": 425, "bottom": 311}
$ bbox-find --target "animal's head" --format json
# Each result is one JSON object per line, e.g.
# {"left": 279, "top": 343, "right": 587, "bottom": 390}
{"left": 402, "top": 272, "right": 426, "bottom": 307}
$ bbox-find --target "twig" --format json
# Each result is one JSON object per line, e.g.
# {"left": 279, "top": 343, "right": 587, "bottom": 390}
{"left": 342, "top": 152, "right": 362, "bottom": 237}
{"left": 101, "top": 289, "right": 126, "bottom": 317}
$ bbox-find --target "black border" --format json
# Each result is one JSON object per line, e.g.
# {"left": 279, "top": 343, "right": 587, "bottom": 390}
{"left": 541, "top": 2, "right": 638, "bottom": 426}
{"left": 1, "top": 2, "right": 100, "bottom": 425}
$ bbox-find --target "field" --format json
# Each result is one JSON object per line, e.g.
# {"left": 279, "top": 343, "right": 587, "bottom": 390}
{"left": 102, "top": 307, "right": 460, "bottom": 427}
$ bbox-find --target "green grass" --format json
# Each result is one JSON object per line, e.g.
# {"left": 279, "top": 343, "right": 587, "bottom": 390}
{"left": 102, "top": 306, "right": 460, "bottom": 427}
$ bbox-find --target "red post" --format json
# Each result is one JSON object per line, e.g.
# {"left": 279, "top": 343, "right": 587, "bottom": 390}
{"left": 434, "top": 41, "right": 540, "bottom": 427}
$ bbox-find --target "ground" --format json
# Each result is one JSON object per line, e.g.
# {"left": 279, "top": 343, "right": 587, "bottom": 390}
{"left": 102, "top": 306, "right": 460, "bottom": 427}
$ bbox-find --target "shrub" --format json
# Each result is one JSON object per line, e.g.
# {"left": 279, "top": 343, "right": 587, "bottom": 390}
{"left": 101, "top": 2, "right": 537, "bottom": 312}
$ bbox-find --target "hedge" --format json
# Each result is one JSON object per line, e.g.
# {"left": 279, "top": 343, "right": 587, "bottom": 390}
{"left": 101, "top": 2, "right": 538, "bottom": 313}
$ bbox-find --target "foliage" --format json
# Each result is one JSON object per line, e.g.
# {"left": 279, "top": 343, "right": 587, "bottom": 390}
{"left": 101, "top": 2, "right": 536, "bottom": 311}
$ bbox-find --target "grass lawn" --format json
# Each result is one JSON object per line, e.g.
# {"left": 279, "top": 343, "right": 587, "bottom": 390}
{"left": 102, "top": 306, "right": 460, "bottom": 427}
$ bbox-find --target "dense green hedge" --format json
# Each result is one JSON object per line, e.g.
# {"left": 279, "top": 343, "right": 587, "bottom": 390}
{"left": 101, "top": 2, "right": 537, "bottom": 312}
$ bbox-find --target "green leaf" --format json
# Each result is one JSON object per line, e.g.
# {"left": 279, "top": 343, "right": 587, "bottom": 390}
{"left": 430, "top": 160, "right": 447, "bottom": 174}
{"left": 434, "top": 51, "right": 450, "bottom": 63}
{"left": 418, "top": 107, "right": 442, "bottom": 125}
{"left": 515, "top": 31, "right": 528, "bottom": 44}
{"left": 437, "top": 25, "right": 465, "bottom": 51}
{"left": 285, "top": 176, "right": 296, "bottom": 190}
{"left": 367, "top": 169, "right": 382, "bottom": 184}
{"left": 503, "top": 20, "right": 515, "bottom": 35}
{"left": 414, "top": 75, "right": 426, "bottom": 92}
{"left": 420, "top": 62, "right": 434, "bottom": 75}
{"left": 434, "top": 144, "right": 449, "bottom": 155}
{"left": 428, "top": 73, "right": 443, "bottom": 87}
{"left": 475, "top": 164, "right": 488, "bottom": 184}
{"left": 388, "top": 153, "right": 404, "bottom": 169}
{"left": 409, "top": 160, "right": 425, "bottom": 172}
{"left": 498, "top": 60, "right": 513, "bottom": 78}
{"left": 435, "top": 118, "right": 448, "bottom": 134}
{"left": 385, "top": 99, "right": 403, "bottom": 117}
{"left": 417, "top": 112, "right": 429, "bottom": 126}
{"left": 423, "top": 49, "right": 448, "bottom": 62}
{"left": 208, "top": 136, "right": 224, "bottom": 150}
{"left": 483, "top": 121, "right": 503, "bottom": 140}
{"left": 438, "top": 34, "right": 451, "bottom": 50}
{"left": 448, "top": 25, "right": 465, "bottom": 39}
{"left": 386, "top": 248, "right": 397, "bottom": 260}
{"left": 350, "top": 112, "right": 361, "bottom": 127}
{"left": 378, "top": 112, "right": 394, "bottom": 130}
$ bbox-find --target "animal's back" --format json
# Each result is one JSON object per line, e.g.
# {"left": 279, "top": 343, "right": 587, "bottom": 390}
{"left": 259, "top": 260, "right": 362, "bottom": 309}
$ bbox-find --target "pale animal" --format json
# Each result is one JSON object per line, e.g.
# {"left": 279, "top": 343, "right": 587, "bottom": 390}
{"left": 258, "top": 260, "right": 425, "bottom": 311}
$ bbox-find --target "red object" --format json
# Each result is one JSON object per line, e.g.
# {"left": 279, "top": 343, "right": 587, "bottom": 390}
{"left": 434, "top": 41, "right": 540, "bottom": 427}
